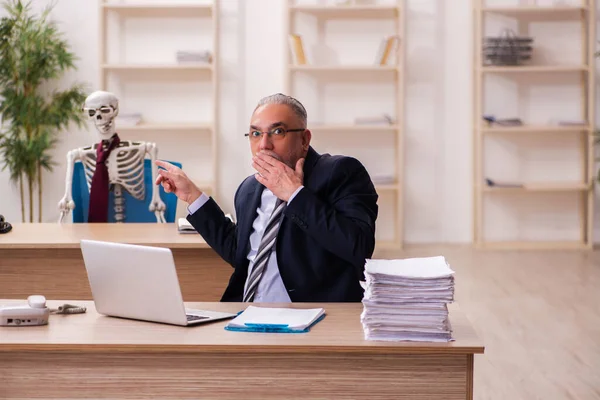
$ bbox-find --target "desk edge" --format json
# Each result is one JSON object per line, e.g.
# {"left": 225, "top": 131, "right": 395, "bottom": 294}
{"left": 0, "top": 243, "right": 211, "bottom": 250}
{"left": 0, "top": 343, "right": 485, "bottom": 355}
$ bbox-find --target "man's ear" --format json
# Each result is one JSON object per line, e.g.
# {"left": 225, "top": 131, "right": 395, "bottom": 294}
{"left": 302, "top": 129, "right": 312, "bottom": 150}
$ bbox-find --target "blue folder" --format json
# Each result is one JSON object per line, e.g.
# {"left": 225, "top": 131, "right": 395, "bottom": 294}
{"left": 224, "top": 313, "right": 326, "bottom": 333}
{"left": 224, "top": 306, "right": 327, "bottom": 333}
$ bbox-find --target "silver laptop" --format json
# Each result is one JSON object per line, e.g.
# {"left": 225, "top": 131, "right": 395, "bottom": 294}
{"left": 80, "top": 239, "right": 237, "bottom": 326}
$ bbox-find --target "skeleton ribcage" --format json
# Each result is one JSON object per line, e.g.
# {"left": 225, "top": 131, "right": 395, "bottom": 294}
{"left": 80, "top": 141, "right": 146, "bottom": 201}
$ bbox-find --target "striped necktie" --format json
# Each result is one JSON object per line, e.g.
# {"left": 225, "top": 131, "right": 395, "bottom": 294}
{"left": 243, "top": 197, "right": 286, "bottom": 302}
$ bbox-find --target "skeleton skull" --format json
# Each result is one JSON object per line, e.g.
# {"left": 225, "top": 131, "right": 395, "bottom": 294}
{"left": 82, "top": 91, "right": 119, "bottom": 140}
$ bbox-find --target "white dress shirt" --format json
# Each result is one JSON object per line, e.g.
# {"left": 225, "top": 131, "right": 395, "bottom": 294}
{"left": 187, "top": 185, "right": 304, "bottom": 302}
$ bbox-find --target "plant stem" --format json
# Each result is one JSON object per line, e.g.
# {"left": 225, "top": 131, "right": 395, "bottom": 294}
{"left": 28, "top": 173, "right": 33, "bottom": 223}
{"left": 38, "top": 162, "right": 42, "bottom": 222}
{"left": 19, "top": 174, "right": 25, "bottom": 223}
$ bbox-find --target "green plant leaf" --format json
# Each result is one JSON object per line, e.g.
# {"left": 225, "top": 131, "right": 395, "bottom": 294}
{"left": 0, "top": 0, "right": 89, "bottom": 200}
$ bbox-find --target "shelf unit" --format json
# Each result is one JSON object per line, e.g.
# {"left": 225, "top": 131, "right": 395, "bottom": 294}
{"left": 473, "top": 1, "right": 596, "bottom": 249}
{"left": 289, "top": 65, "right": 399, "bottom": 72}
{"left": 101, "top": 63, "right": 214, "bottom": 72}
{"left": 284, "top": 0, "right": 405, "bottom": 249}
{"left": 98, "top": 0, "right": 219, "bottom": 214}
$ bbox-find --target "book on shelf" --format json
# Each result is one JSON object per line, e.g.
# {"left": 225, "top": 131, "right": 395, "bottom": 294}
{"left": 485, "top": 178, "right": 523, "bottom": 188}
{"left": 289, "top": 34, "right": 308, "bottom": 65}
{"left": 354, "top": 114, "right": 394, "bottom": 125}
{"left": 482, "top": 115, "right": 523, "bottom": 127}
{"left": 554, "top": 119, "right": 587, "bottom": 127}
{"left": 375, "top": 35, "right": 400, "bottom": 66}
{"left": 175, "top": 50, "right": 212, "bottom": 64}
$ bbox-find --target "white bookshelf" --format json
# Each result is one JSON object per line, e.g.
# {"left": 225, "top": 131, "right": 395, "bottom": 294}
{"left": 482, "top": 182, "right": 591, "bottom": 193}
{"left": 289, "top": 65, "right": 399, "bottom": 72}
{"left": 101, "top": 3, "right": 213, "bottom": 14}
{"left": 480, "top": 64, "right": 589, "bottom": 73}
{"left": 481, "top": 5, "right": 588, "bottom": 18}
{"left": 99, "top": 0, "right": 219, "bottom": 217}
{"left": 289, "top": 4, "right": 400, "bottom": 16}
{"left": 101, "top": 64, "right": 213, "bottom": 72}
{"left": 310, "top": 124, "right": 400, "bottom": 132}
{"left": 285, "top": 0, "right": 405, "bottom": 249}
{"left": 482, "top": 125, "right": 590, "bottom": 134}
{"left": 117, "top": 122, "right": 213, "bottom": 133}
{"left": 472, "top": 0, "right": 596, "bottom": 249}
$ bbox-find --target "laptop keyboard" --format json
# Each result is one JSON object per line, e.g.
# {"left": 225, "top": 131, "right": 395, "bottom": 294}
{"left": 186, "top": 314, "right": 209, "bottom": 322}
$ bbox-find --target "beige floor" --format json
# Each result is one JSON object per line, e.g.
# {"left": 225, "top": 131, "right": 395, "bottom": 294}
{"left": 374, "top": 245, "right": 600, "bottom": 400}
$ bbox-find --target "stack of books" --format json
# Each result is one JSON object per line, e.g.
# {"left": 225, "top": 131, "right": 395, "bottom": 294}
{"left": 353, "top": 114, "right": 394, "bottom": 126}
{"left": 361, "top": 256, "right": 455, "bottom": 342}
{"left": 175, "top": 50, "right": 212, "bottom": 64}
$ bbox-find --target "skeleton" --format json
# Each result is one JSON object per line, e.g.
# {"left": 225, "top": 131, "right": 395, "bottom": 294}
{"left": 58, "top": 91, "right": 166, "bottom": 223}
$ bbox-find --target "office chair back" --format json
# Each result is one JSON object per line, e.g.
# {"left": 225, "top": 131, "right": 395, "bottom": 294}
{"left": 71, "top": 159, "right": 180, "bottom": 223}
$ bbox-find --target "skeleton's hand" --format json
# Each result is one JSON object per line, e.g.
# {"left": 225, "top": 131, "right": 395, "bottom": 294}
{"left": 149, "top": 198, "right": 167, "bottom": 223}
{"left": 57, "top": 196, "right": 75, "bottom": 223}
{"left": 155, "top": 160, "right": 203, "bottom": 205}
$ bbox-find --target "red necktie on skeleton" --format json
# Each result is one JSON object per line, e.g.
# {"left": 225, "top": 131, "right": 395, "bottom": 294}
{"left": 88, "top": 134, "right": 121, "bottom": 223}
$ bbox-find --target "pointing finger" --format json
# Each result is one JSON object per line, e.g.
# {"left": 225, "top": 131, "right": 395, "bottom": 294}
{"left": 157, "top": 168, "right": 175, "bottom": 182}
{"left": 155, "top": 160, "right": 179, "bottom": 173}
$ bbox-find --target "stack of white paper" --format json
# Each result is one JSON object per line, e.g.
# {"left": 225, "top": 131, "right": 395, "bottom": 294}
{"left": 361, "top": 256, "right": 455, "bottom": 342}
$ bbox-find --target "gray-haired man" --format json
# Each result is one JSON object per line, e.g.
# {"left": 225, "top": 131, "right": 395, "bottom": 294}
{"left": 155, "top": 93, "right": 379, "bottom": 303}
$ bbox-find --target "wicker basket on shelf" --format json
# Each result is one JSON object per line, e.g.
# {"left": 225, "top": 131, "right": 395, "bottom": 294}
{"left": 483, "top": 29, "right": 533, "bottom": 66}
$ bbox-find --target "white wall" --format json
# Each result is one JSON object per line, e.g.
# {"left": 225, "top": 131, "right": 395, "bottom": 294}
{"left": 0, "top": 0, "right": 598, "bottom": 244}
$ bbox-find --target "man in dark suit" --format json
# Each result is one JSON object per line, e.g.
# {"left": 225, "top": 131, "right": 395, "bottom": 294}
{"left": 155, "top": 93, "right": 378, "bottom": 302}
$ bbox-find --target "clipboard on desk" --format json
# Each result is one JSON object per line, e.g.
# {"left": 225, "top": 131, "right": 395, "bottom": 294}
{"left": 224, "top": 306, "right": 326, "bottom": 333}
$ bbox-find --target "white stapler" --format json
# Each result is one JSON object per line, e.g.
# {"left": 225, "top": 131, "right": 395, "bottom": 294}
{"left": 0, "top": 295, "right": 50, "bottom": 326}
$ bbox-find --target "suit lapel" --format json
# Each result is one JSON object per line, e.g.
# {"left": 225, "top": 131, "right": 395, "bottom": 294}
{"left": 276, "top": 146, "right": 320, "bottom": 245}
{"left": 237, "top": 177, "right": 264, "bottom": 265}
{"left": 302, "top": 146, "right": 320, "bottom": 183}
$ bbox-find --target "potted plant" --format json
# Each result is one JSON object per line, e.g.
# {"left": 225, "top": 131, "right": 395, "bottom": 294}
{"left": 0, "top": 0, "right": 87, "bottom": 222}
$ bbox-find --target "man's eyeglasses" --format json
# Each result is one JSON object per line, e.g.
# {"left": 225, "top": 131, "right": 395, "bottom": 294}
{"left": 244, "top": 127, "right": 305, "bottom": 141}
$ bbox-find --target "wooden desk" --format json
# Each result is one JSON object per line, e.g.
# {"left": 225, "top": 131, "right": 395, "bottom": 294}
{"left": 0, "top": 300, "right": 484, "bottom": 399}
{"left": 0, "top": 223, "right": 230, "bottom": 301}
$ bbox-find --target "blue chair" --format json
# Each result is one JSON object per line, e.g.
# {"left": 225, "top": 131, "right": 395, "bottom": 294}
{"left": 71, "top": 159, "right": 181, "bottom": 223}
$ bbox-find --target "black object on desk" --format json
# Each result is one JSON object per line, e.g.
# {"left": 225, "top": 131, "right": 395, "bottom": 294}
{"left": 0, "top": 215, "right": 12, "bottom": 234}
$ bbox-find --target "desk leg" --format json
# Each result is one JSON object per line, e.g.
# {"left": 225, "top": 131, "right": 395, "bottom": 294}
{"left": 0, "top": 248, "right": 230, "bottom": 301}
{"left": 1, "top": 351, "right": 473, "bottom": 399}
{"left": 467, "top": 354, "right": 474, "bottom": 400}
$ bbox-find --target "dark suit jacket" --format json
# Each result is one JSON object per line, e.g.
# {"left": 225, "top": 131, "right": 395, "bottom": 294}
{"left": 186, "top": 146, "right": 379, "bottom": 302}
